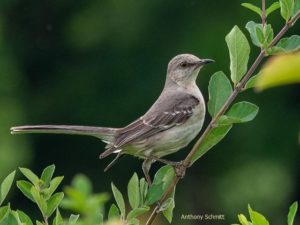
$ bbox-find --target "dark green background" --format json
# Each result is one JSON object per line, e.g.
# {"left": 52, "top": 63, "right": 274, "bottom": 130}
{"left": 0, "top": 0, "right": 299, "bottom": 224}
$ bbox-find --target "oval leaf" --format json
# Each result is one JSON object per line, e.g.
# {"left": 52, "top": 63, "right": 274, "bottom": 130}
{"left": 126, "top": 207, "right": 149, "bottom": 220}
{"left": 19, "top": 168, "right": 39, "bottom": 186}
{"left": 244, "top": 74, "right": 259, "bottom": 90}
{"left": 46, "top": 192, "right": 64, "bottom": 217}
{"left": 108, "top": 204, "right": 120, "bottom": 220}
{"left": 127, "top": 173, "right": 140, "bottom": 209}
{"left": 162, "top": 188, "right": 176, "bottom": 223}
{"left": 17, "top": 210, "right": 33, "bottom": 225}
{"left": 191, "top": 125, "right": 232, "bottom": 164}
{"left": 0, "top": 205, "right": 10, "bottom": 222}
{"left": 279, "top": 0, "right": 294, "bottom": 22}
{"left": 266, "top": 2, "right": 281, "bottom": 16}
{"left": 270, "top": 35, "right": 300, "bottom": 54}
{"left": 226, "top": 25, "right": 250, "bottom": 85}
{"left": 226, "top": 101, "right": 259, "bottom": 123}
{"left": 16, "top": 180, "right": 35, "bottom": 202}
{"left": 139, "top": 178, "right": 148, "bottom": 206}
{"left": 238, "top": 214, "right": 251, "bottom": 225}
{"left": 68, "top": 214, "right": 80, "bottom": 225}
{"left": 111, "top": 183, "right": 125, "bottom": 218}
{"left": 248, "top": 205, "right": 270, "bottom": 225}
{"left": 256, "top": 52, "right": 300, "bottom": 91}
{"left": 41, "top": 165, "right": 55, "bottom": 188}
{"left": 0, "top": 170, "right": 16, "bottom": 206}
{"left": 288, "top": 201, "right": 298, "bottom": 225}
{"left": 241, "top": 3, "right": 262, "bottom": 16}
{"left": 53, "top": 209, "right": 63, "bottom": 225}
{"left": 207, "top": 71, "right": 232, "bottom": 117}
{"left": 45, "top": 176, "right": 64, "bottom": 198}
{"left": 245, "top": 21, "right": 263, "bottom": 47}
{"left": 145, "top": 166, "right": 175, "bottom": 205}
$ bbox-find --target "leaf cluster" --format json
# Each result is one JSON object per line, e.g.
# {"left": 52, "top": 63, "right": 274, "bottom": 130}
{"left": 233, "top": 202, "right": 298, "bottom": 225}
{"left": 108, "top": 165, "right": 175, "bottom": 224}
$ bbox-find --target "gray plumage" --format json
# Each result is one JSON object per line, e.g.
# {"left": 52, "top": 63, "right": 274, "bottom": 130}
{"left": 10, "top": 53, "right": 214, "bottom": 183}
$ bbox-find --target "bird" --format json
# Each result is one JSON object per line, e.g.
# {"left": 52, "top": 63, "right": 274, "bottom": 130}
{"left": 10, "top": 54, "right": 214, "bottom": 184}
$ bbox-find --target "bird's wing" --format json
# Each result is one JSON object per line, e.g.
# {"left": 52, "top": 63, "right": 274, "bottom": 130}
{"left": 113, "top": 94, "right": 200, "bottom": 148}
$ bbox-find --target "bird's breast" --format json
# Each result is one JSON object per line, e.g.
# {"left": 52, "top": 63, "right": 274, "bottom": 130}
{"left": 148, "top": 92, "right": 206, "bottom": 158}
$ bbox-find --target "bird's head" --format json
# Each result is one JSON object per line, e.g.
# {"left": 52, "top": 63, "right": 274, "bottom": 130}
{"left": 166, "top": 54, "right": 214, "bottom": 87}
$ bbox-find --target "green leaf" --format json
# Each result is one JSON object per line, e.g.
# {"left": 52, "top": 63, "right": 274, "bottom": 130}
{"left": 293, "top": 0, "right": 300, "bottom": 16}
{"left": 1, "top": 212, "right": 19, "bottom": 225}
{"left": 111, "top": 183, "right": 125, "bottom": 218}
{"left": 263, "top": 24, "right": 274, "bottom": 48}
{"left": 68, "top": 214, "right": 79, "bottom": 225}
{"left": 256, "top": 52, "right": 300, "bottom": 91}
{"left": 145, "top": 182, "right": 164, "bottom": 205}
{"left": 241, "top": 3, "right": 262, "bottom": 16}
{"left": 108, "top": 204, "right": 120, "bottom": 220}
{"left": 126, "top": 207, "right": 149, "bottom": 220}
{"left": 223, "top": 101, "right": 259, "bottom": 124}
{"left": 288, "top": 201, "right": 298, "bottom": 225}
{"left": 19, "top": 167, "right": 40, "bottom": 186}
{"left": 145, "top": 166, "right": 175, "bottom": 205}
{"left": 248, "top": 205, "right": 270, "bottom": 225}
{"left": 139, "top": 178, "right": 148, "bottom": 206}
{"left": 46, "top": 192, "right": 64, "bottom": 217}
{"left": 245, "top": 21, "right": 263, "bottom": 47}
{"left": 41, "top": 165, "right": 55, "bottom": 188}
{"left": 269, "top": 35, "right": 300, "bottom": 54}
{"left": 52, "top": 209, "right": 63, "bottom": 225}
{"left": 0, "top": 170, "right": 16, "bottom": 206}
{"left": 255, "top": 26, "right": 265, "bottom": 45}
{"left": 0, "top": 205, "right": 10, "bottom": 222}
{"left": 152, "top": 166, "right": 175, "bottom": 189}
{"left": 71, "top": 174, "right": 92, "bottom": 196}
{"left": 11, "top": 210, "right": 23, "bottom": 225}
{"left": 16, "top": 180, "right": 35, "bottom": 202}
{"left": 245, "top": 22, "right": 273, "bottom": 49}
{"left": 128, "top": 218, "right": 139, "bottom": 225}
{"left": 238, "top": 214, "right": 250, "bottom": 225}
{"left": 17, "top": 210, "right": 33, "bottom": 225}
{"left": 31, "top": 187, "right": 47, "bottom": 216}
{"left": 226, "top": 25, "right": 250, "bottom": 85}
{"left": 98, "top": 214, "right": 103, "bottom": 225}
{"left": 207, "top": 71, "right": 232, "bottom": 117}
{"left": 162, "top": 188, "right": 176, "bottom": 223}
{"left": 36, "top": 221, "right": 44, "bottom": 225}
{"left": 191, "top": 125, "right": 232, "bottom": 163}
{"left": 279, "top": 0, "right": 294, "bottom": 22}
{"left": 127, "top": 173, "right": 140, "bottom": 210}
{"left": 266, "top": 2, "right": 281, "bottom": 16}
{"left": 45, "top": 176, "right": 64, "bottom": 198}
{"left": 244, "top": 74, "right": 259, "bottom": 90}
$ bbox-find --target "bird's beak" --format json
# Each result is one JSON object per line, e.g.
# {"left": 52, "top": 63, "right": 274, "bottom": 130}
{"left": 197, "top": 59, "right": 215, "bottom": 66}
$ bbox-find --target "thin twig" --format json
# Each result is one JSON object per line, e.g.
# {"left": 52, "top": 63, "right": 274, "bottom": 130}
{"left": 145, "top": 12, "right": 300, "bottom": 225}
{"left": 262, "top": 0, "right": 266, "bottom": 27}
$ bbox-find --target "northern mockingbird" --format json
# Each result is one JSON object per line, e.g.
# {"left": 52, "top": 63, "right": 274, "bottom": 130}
{"left": 11, "top": 54, "right": 213, "bottom": 183}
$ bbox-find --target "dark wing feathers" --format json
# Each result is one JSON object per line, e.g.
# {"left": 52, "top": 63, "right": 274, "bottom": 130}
{"left": 114, "top": 94, "right": 199, "bottom": 148}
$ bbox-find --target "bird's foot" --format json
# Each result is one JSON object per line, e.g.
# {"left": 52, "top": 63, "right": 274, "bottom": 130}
{"left": 150, "top": 156, "right": 188, "bottom": 179}
{"left": 173, "top": 160, "right": 188, "bottom": 179}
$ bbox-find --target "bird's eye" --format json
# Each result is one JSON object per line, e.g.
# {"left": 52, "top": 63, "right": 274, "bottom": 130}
{"left": 180, "top": 62, "right": 188, "bottom": 68}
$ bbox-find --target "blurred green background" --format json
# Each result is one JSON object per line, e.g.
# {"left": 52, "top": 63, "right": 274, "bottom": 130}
{"left": 0, "top": 0, "right": 299, "bottom": 224}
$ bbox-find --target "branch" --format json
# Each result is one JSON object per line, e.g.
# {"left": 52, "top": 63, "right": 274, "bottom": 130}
{"left": 145, "top": 12, "right": 300, "bottom": 225}
{"left": 262, "top": 0, "right": 266, "bottom": 27}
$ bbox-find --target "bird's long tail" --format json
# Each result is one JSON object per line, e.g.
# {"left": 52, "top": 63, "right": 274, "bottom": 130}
{"left": 10, "top": 125, "right": 117, "bottom": 143}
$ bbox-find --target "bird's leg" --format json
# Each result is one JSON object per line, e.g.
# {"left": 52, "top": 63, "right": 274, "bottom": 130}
{"left": 150, "top": 156, "right": 181, "bottom": 166}
{"left": 142, "top": 159, "right": 154, "bottom": 185}
{"left": 150, "top": 156, "right": 187, "bottom": 179}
